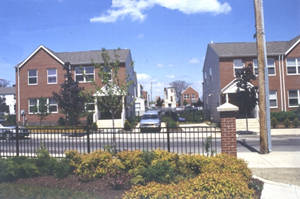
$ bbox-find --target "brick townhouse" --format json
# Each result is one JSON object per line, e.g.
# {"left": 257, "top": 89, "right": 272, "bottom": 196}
{"left": 181, "top": 86, "right": 199, "bottom": 106}
{"left": 15, "top": 45, "right": 137, "bottom": 127}
{"left": 203, "top": 35, "right": 300, "bottom": 122}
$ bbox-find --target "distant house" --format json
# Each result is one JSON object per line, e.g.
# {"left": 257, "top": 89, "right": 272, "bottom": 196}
{"left": 164, "top": 87, "right": 176, "bottom": 108}
{"left": 0, "top": 87, "right": 16, "bottom": 115}
{"left": 181, "top": 86, "right": 199, "bottom": 106}
{"left": 15, "top": 45, "right": 137, "bottom": 127}
{"left": 135, "top": 84, "right": 147, "bottom": 116}
{"left": 203, "top": 35, "right": 300, "bottom": 122}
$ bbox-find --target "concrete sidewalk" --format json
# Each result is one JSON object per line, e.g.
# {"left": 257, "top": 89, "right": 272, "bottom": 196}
{"left": 238, "top": 151, "right": 300, "bottom": 198}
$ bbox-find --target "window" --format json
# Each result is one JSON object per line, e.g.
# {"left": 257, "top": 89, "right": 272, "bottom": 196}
{"left": 103, "top": 66, "right": 112, "bottom": 82}
{"left": 47, "top": 69, "right": 57, "bottom": 84}
{"left": 286, "top": 58, "right": 300, "bottom": 75}
{"left": 269, "top": 90, "right": 277, "bottom": 108}
{"left": 184, "top": 94, "right": 189, "bottom": 99}
{"left": 49, "top": 98, "right": 58, "bottom": 113}
{"left": 233, "top": 59, "right": 244, "bottom": 77}
{"left": 85, "top": 103, "right": 95, "bottom": 112}
{"left": 28, "top": 69, "right": 38, "bottom": 85}
{"left": 29, "top": 98, "right": 38, "bottom": 113}
{"left": 288, "top": 90, "right": 300, "bottom": 107}
{"left": 75, "top": 66, "right": 95, "bottom": 82}
{"left": 253, "top": 58, "right": 275, "bottom": 75}
{"left": 28, "top": 98, "right": 58, "bottom": 114}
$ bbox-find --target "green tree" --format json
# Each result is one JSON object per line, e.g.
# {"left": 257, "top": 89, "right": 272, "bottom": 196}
{"left": 236, "top": 64, "right": 258, "bottom": 132}
{"left": 53, "top": 62, "right": 86, "bottom": 126}
{"left": 156, "top": 97, "right": 164, "bottom": 107}
{"left": 0, "top": 97, "right": 9, "bottom": 113}
{"left": 35, "top": 97, "right": 49, "bottom": 126}
{"left": 193, "top": 98, "right": 203, "bottom": 107}
{"left": 94, "top": 49, "right": 132, "bottom": 153}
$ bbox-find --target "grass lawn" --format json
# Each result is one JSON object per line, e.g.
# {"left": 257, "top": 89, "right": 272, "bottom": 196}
{"left": 0, "top": 183, "right": 101, "bottom": 199}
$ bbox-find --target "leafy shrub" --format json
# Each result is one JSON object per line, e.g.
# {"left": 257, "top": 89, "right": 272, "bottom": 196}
{"left": 105, "top": 170, "right": 131, "bottom": 190}
{"left": 65, "top": 150, "right": 82, "bottom": 172}
{"left": 0, "top": 159, "right": 17, "bottom": 182}
{"left": 283, "top": 118, "right": 291, "bottom": 128}
{"left": 180, "top": 110, "right": 203, "bottom": 123}
{"left": 117, "top": 150, "right": 144, "bottom": 170}
{"left": 124, "top": 120, "right": 132, "bottom": 131}
{"left": 292, "top": 117, "right": 299, "bottom": 127}
{"left": 123, "top": 172, "right": 254, "bottom": 199}
{"left": 53, "top": 158, "right": 72, "bottom": 179}
{"left": 271, "top": 117, "right": 278, "bottom": 128}
{"left": 35, "top": 146, "right": 57, "bottom": 175}
{"left": 162, "top": 116, "right": 178, "bottom": 128}
{"left": 57, "top": 117, "right": 66, "bottom": 126}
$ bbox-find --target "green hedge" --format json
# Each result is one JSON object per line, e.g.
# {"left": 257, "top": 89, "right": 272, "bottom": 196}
{"left": 271, "top": 108, "right": 300, "bottom": 128}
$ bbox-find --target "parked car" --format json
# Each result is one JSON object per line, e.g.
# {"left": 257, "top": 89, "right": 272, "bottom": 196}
{"left": 0, "top": 124, "right": 29, "bottom": 140}
{"left": 140, "top": 110, "right": 161, "bottom": 132}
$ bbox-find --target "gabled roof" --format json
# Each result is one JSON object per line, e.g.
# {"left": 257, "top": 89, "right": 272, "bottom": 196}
{"left": 221, "top": 79, "right": 254, "bottom": 94}
{"left": 17, "top": 45, "right": 130, "bottom": 68}
{"left": 209, "top": 35, "right": 300, "bottom": 58}
{"left": 0, "top": 87, "right": 15, "bottom": 95}
{"left": 181, "top": 86, "right": 198, "bottom": 95}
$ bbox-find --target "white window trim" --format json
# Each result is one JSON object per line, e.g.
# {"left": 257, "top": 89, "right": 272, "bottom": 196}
{"left": 28, "top": 70, "right": 38, "bottom": 85}
{"left": 75, "top": 66, "right": 95, "bottom": 83}
{"left": 48, "top": 98, "right": 58, "bottom": 113}
{"left": 269, "top": 90, "right": 278, "bottom": 108}
{"left": 85, "top": 102, "right": 95, "bottom": 112}
{"left": 253, "top": 58, "right": 276, "bottom": 76}
{"left": 233, "top": 59, "right": 245, "bottom": 77}
{"left": 288, "top": 90, "right": 300, "bottom": 108}
{"left": 47, "top": 68, "right": 57, "bottom": 84}
{"left": 28, "top": 98, "right": 58, "bottom": 114}
{"left": 286, "top": 58, "right": 300, "bottom": 76}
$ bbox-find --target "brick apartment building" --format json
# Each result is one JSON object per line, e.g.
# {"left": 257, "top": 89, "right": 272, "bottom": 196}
{"left": 181, "top": 86, "right": 199, "bottom": 106}
{"left": 203, "top": 35, "right": 300, "bottom": 122}
{"left": 15, "top": 45, "right": 137, "bottom": 127}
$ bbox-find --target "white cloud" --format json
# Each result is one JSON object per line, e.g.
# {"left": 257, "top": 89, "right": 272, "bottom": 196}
{"left": 90, "top": 0, "right": 231, "bottom": 23}
{"left": 156, "top": 63, "right": 164, "bottom": 68}
{"left": 166, "top": 74, "right": 175, "bottom": 79}
{"left": 189, "top": 57, "right": 200, "bottom": 64}
{"left": 137, "top": 73, "right": 151, "bottom": 81}
{"left": 137, "top": 33, "right": 144, "bottom": 39}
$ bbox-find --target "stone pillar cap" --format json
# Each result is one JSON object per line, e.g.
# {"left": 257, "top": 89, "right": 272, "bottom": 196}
{"left": 217, "top": 102, "right": 239, "bottom": 112}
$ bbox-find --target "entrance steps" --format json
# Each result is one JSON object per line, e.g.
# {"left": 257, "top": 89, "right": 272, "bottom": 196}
{"left": 236, "top": 118, "right": 259, "bottom": 132}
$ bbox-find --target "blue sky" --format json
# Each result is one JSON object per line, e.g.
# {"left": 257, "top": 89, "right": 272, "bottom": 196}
{"left": 0, "top": 0, "right": 299, "bottom": 99}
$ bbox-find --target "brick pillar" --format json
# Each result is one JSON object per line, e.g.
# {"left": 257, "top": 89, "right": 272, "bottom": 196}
{"left": 217, "top": 102, "right": 239, "bottom": 157}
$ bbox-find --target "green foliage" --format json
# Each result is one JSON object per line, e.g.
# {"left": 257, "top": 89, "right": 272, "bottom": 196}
{"left": 53, "top": 159, "right": 72, "bottom": 179}
{"left": 292, "top": 117, "right": 299, "bottom": 127}
{"left": 180, "top": 110, "right": 203, "bottom": 123}
{"left": 0, "top": 183, "right": 98, "bottom": 199}
{"left": 235, "top": 65, "right": 258, "bottom": 118}
{"left": 271, "top": 117, "right": 278, "bottom": 128}
{"left": 155, "top": 97, "right": 164, "bottom": 107}
{"left": 58, "top": 117, "right": 66, "bottom": 126}
{"left": 124, "top": 120, "right": 132, "bottom": 131}
{"left": 35, "top": 146, "right": 57, "bottom": 175}
{"left": 53, "top": 62, "right": 87, "bottom": 125}
{"left": 283, "top": 118, "right": 291, "bottom": 128}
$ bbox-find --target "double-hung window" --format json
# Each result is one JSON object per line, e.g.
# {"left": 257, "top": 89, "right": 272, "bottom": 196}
{"left": 233, "top": 59, "right": 244, "bottom": 77}
{"left": 75, "top": 66, "right": 95, "bottom": 82}
{"left": 29, "top": 98, "right": 38, "bottom": 113}
{"left": 49, "top": 98, "right": 58, "bottom": 113}
{"left": 47, "top": 69, "right": 57, "bottom": 84}
{"left": 288, "top": 90, "right": 300, "bottom": 107}
{"left": 253, "top": 58, "right": 275, "bottom": 75}
{"left": 28, "top": 69, "right": 38, "bottom": 85}
{"left": 269, "top": 90, "right": 278, "bottom": 108}
{"left": 286, "top": 58, "right": 300, "bottom": 75}
{"left": 184, "top": 94, "right": 189, "bottom": 99}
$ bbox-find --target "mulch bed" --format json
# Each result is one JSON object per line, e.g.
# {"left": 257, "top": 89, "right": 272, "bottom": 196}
{"left": 15, "top": 175, "right": 126, "bottom": 199}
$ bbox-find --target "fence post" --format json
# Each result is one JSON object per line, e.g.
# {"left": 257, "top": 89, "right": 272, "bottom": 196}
{"left": 86, "top": 127, "right": 91, "bottom": 153}
{"left": 167, "top": 127, "right": 170, "bottom": 152}
{"left": 16, "top": 125, "right": 19, "bottom": 157}
{"left": 217, "top": 102, "right": 239, "bottom": 157}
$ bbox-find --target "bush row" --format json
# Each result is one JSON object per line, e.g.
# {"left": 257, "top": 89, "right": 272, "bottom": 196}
{"left": 271, "top": 108, "right": 300, "bottom": 128}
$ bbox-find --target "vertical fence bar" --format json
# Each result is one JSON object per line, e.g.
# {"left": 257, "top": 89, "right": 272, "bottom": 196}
{"left": 167, "top": 128, "right": 170, "bottom": 152}
{"left": 87, "top": 127, "right": 91, "bottom": 153}
{"left": 16, "top": 125, "right": 19, "bottom": 157}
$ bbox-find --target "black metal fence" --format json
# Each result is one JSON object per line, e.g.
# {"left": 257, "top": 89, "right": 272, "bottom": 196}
{"left": 0, "top": 126, "right": 221, "bottom": 158}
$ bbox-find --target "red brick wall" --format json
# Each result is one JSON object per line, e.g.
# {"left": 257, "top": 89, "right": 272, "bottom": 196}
{"left": 181, "top": 87, "right": 199, "bottom": 105}
{"left": 219, "top": 56, "right": 283, "bottom": 112}
{"left": 16, "top": 48, "right": 128, "bottom": 125}
{"left": 284, "top": 42, "right": 300, "bottom": 111}
{"left": 220, "top": 112, "right": 237, "bottom": 157}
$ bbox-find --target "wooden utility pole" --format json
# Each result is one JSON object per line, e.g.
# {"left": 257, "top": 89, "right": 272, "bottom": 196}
{"left": 254, "top": 0, "right": 269, "bottom": 154}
